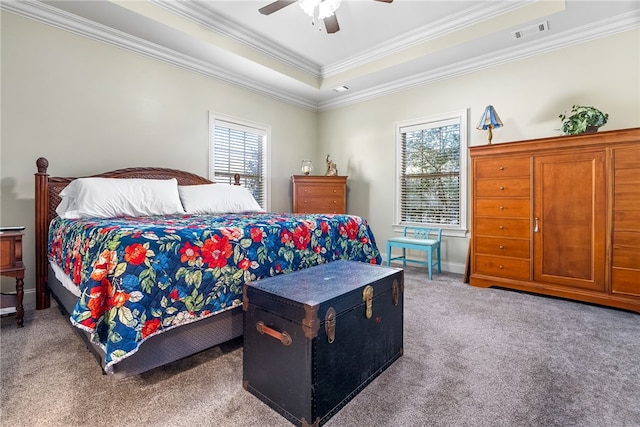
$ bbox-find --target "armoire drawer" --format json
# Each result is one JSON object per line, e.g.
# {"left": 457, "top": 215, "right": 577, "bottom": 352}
{"left": 475, "top": 198, "right": 530, "bottom": 218}
{"left": 475, "top": 236, "right": 530, "bottom": 258}
{"left": 475, "top": 178, "right": 530, "bottom": 198}
{"left": 475, "top": 218, "right": 530, "bottom": 238}
{"left": 475, "top": 157, "right": 530, "bottom": 179}
{"left": 474, "top": 255, "right": 530, "bottom": 280}
{"left": 611, "top": 268, "right": 640, "bottom": 297}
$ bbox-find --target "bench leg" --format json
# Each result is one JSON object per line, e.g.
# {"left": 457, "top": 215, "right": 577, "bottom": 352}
{"left": 426, "top": 247, "right": 433, "bottom": 280}
{"left": 386, "top": 242, "right": 391, "bottom": 266}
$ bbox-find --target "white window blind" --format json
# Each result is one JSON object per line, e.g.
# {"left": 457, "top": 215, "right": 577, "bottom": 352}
{"left": 395, "top": 110, "right": 468, "bottom": 231}
{"left": 210, "top": 116, "right": 268, "bottom": 208}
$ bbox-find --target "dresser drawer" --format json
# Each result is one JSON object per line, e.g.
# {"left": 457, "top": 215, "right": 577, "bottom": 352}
{"left": 475, "top": 218, "right": 530, "bottom": 238}
{"left": 474, "top": 255, "right": 530, "bottom": 280}
{"left": 295, "top": 199, "right": 344, "bottom": 214}
{"left": 475, "top": 198, "right": 530, "bottom": 218}
{"left": 475, "top": 157, "right": 530, "bottom": 179}
{"left": 295, "top": 185, "right": 345, "bottom": 199}
{"left": 475, "top": 236, "right": 530, "bottom": 258}
{"left": 475, "top": 178, "right": 530, "bottom": 198}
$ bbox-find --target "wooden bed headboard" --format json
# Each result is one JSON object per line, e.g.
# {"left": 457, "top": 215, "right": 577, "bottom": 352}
{"left": 34, "top": 157, "right": 239, "bottom": 310}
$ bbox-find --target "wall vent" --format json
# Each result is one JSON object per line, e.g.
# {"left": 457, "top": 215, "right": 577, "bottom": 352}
{"left": 512, "top": 21, "right": 549, "bottom": 39}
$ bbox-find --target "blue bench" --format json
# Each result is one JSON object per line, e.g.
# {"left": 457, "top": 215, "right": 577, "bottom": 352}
{"left": 386, "top": 227, "right": 442, "bottom": 279}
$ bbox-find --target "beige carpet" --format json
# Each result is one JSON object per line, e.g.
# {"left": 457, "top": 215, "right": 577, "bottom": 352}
{"left": 1, "top": 267, "right": 639, "bottom": 426}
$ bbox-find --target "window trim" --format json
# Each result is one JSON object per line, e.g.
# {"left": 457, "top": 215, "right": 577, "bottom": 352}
{"left": 208, "top": 111, "right": 271, "bottom": 211}
{"left": 393, "top": 109, "right": 469, "bottom": 237}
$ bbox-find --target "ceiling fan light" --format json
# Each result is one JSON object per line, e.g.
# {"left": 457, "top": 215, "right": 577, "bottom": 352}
{"left": 299, "top": 0, "right": 317, "bottom": 17}
{"left": 300, "top": 0, "right": 341, "bottom": 20}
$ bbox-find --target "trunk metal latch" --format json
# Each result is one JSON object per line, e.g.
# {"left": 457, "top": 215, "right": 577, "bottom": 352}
{"left": 363, "top": 285, "right": 373, "bottom": 319}
{"left": 325, "top": 307, "right": 336, "bottom": 343}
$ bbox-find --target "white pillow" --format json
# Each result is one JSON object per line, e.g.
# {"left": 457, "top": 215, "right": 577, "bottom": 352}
{"left": 56, "top": 177, "right": 185, "bottom": 219}
{"left": 178, "top": 183, "right": 264, "bottom": 214}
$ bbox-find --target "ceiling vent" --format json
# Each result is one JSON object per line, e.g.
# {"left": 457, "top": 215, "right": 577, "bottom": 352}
{"left": 512, "top": 21, "right": 549, "bottom": 40}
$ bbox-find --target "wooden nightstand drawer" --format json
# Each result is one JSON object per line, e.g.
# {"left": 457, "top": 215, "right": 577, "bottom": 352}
{"left": 0, "top": 230, "right": 25, "bottom": 327}
{"left": 475, "top": 218, "right": 530, "bottom": 238}
{"left": 475, "top": 198, "right": 530, "bottom": 218}
{"left": 475, "top": 236, "right": 530, "bottom": 258}
{"left": 475, "top": 178, "right": 530, "bottom": 198}
{"left": 475, "top": 157, "right": 530, "bottom": 179}
{"left": 474, "top": 255, "right": 530, "bottom": 280}
{"left": 0, "top": 239, "right": 14, "bottom": 269}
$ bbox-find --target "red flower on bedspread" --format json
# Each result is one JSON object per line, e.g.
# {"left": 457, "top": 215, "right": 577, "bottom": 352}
{"left": 141, "top": 318, "right": 161, "bottom": 339}
{"left": 293, "top": 225, "right": 311, "bottom": 250}
{"left": 201, "top": 235, "right": 232, "bottom": 268}
{"left": 179, "top": 241, "right": 200, "bottom": 264}
{"left": 124, "top": 243, "right": 148, "bottom": 266}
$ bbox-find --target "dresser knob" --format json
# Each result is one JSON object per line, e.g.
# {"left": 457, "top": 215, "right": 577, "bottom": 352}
{"left": 499, "top": 206, "right": 504, "bottom": 210}
{"left": 499, "top": 166, "right": 505, "bottom": 171}
{"left": 499, "top": 225, "right": 504, "bottom": 230}
{"left": 333, "top": 189, "right": 336, "bottom": 193}
{"left": 499, "top": 265, "right": 504, "bottom": 269}
{"left": 333, "top": 200, "right": 336, "bottom": 204}
{"left": 499, "top": 186, "right": 505, "bottom": 190}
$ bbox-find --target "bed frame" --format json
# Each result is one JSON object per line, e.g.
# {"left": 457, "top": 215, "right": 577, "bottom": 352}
{"left": 34, "top": 157, "right": 243, "bottom": 377}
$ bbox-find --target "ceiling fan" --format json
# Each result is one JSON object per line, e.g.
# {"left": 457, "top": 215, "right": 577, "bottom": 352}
{"left": 259, "top": 0, "right": 393, "bottom": 34}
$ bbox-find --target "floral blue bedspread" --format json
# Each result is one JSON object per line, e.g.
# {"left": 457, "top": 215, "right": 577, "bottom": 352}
{"left": 48, "top": 212, "right": 381, "bottom": 372}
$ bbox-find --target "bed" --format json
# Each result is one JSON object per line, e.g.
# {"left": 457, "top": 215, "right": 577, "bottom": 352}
{"left": 34, "top": 157, "right": 382, "bottom": 377}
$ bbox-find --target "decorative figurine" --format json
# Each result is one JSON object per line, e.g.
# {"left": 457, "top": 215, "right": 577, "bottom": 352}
{"left": 325, "top": 155, "right": 338, "bottom": 176}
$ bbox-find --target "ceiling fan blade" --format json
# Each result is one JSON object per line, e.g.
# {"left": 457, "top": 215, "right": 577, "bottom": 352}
{"left": 324, "top": 15, "right": 340, "bottom": 34}
{"left": 259, "top": 0, "right": 297, "bottom": 15}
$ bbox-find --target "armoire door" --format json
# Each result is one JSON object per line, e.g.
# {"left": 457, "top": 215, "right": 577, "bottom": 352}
{"left": 533, "top": 150, "right": 606, "bottom": 291}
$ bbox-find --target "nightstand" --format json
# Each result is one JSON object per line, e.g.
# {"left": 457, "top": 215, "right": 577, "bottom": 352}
{"left": 0, "top": 230, "right": 25, "bottom": 327}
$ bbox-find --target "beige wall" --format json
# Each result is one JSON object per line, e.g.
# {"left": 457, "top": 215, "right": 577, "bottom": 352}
{"left": 2, "top": 11, "right": 639, "bottom": 302}
{"left": 318, "top": 29, "right": 640, "bottom": 272}
{"left": 0, "top": 12, "right": 318, "bottom": 301}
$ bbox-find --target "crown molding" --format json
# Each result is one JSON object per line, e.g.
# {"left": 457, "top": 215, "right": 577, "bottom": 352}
{"left": 150, "top": 0, "right": 322, "bottom": 79}
{"left": 318, "top": 9, "right": 640, "bottom": 111}
{"left": 2, "top": 1, "right": 638, "bottom": 113}
{"left": 322, "top": 0, "right": 532, "bottom": 77}
{"left": 0, "top": 0, "right": 318, "bottom": 111}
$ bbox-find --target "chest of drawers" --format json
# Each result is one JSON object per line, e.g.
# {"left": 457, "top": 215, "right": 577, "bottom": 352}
{"left": 291, "top": 175, "right": 347, "bottom": 214}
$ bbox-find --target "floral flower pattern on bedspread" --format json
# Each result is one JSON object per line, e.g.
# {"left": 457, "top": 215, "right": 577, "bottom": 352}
{"left": 48, "top": 212, "right": 381, "bottom": 372}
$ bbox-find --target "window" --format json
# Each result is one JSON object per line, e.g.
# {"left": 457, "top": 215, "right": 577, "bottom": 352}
{"left": 394, "top": 109, "right": 468, "bottom": 234}
{"left": 209, "top": 113, "right": 270, "bottom": 209}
